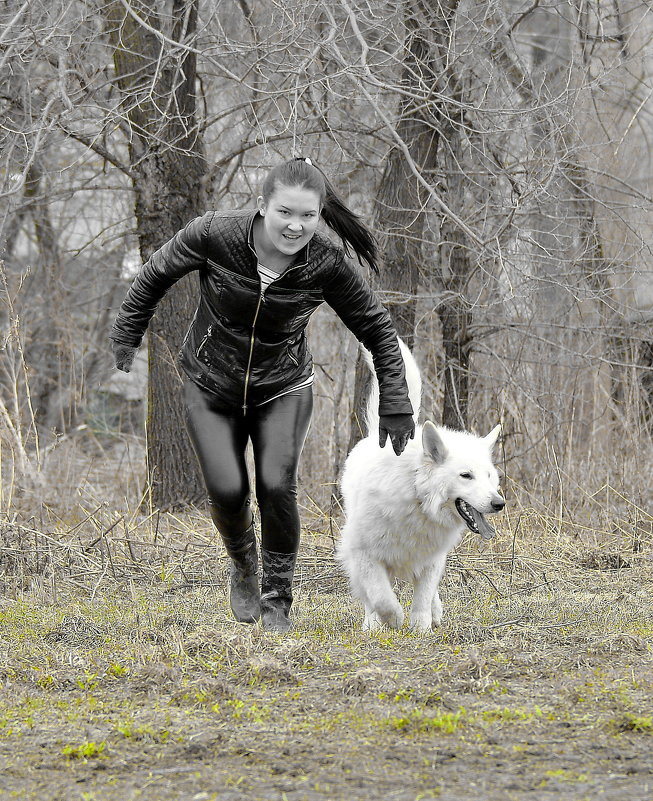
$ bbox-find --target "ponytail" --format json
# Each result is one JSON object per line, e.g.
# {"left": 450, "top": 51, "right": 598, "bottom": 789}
{"left": 317, "top": 166, "right": 379, "bottom": 274}
{"left": 261, "top": 157, "right": 379, "bottom": 274}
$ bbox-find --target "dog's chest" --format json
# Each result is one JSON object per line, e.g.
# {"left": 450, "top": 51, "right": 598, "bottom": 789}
{"left": 372, "top": 498, "right": 464, "bottom": 571}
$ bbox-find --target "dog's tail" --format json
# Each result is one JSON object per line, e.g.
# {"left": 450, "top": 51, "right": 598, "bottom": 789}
{"left": 361, "top": 337, "right": 422, "bottom": 437}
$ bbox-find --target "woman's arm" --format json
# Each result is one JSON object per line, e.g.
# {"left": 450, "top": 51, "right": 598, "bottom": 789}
{"left": 322, "top": 255, "right": 413, "bottom": 417}
{"left": 110, "top": 212, "right": 212, "bottom": 347}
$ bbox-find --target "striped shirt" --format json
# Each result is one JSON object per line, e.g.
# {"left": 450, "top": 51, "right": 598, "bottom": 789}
{"left": 257, "top": 262, "right": 282, "bottom": 293}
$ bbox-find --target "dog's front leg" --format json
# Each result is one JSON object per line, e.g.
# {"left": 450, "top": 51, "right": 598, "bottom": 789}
{"left": 358, "top": 559, "right": 404, "bottom": 630}
{"left": 410, "top": 556, "right": 447, "bottom": 632}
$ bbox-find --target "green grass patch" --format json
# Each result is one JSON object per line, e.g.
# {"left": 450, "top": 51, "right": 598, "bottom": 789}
{"left": 387, "top": 708, "right": 465, "bottom": 735}
{"left": 611, "top": 712, "right": 653, "bottom": 733}
{"left": 62, "top": 741, "right": 107, "bottom": 760}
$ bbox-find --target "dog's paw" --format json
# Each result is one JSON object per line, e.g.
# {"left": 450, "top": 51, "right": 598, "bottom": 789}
{"left": 378, "top": 605, "right": 404, "bottom": 630}
{"left": 409, "top": 612, "right": 433, "bottom": 633}
{"left": 431, "top": 595, "right": 443, "bottom": 627}
{"left": 431, "top": 604, "right": 443, "bottom": 627}
{"left": 362, "top": 612, "right": 382, "bottom": 631}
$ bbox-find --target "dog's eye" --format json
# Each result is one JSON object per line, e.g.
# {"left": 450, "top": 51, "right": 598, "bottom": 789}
{"left": 460, "top": 472, "right": 473, "bottom": 480}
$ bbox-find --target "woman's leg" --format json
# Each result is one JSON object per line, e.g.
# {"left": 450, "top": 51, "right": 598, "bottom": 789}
{"left": 249, "top": 387, "right": 313, "bottom": 631}
{"left": 184, "top": 381, "right": 259, "bottom": 622}
{"left": 184, "top": 380, "right": 251, "bottom": 536}
{"left": 250, "top": 387, "right": 313, "bottom": 553}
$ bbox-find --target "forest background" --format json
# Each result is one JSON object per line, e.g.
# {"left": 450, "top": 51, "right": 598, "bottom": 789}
{"left": 4, "top": 5, "right": 653, "bottom": 798}
{"left": 1, "top": 0, "right": 653, "bottom": 540}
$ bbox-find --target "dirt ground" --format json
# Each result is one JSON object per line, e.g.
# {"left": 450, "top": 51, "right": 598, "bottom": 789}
{"left": 1, "top": 532, "right": 652, "bottom": 801}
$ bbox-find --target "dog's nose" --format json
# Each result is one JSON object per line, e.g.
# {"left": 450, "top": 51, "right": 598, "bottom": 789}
{"left": 491, "top": 498, "right": 505, "bottom": 512}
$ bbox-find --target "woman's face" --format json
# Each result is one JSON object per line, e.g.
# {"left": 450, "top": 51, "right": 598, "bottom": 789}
{"left": 257, "top": 184, "right": 322, "bottom": 258}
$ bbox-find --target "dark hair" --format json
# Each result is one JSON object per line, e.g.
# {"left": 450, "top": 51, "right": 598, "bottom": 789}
{"left": 261, "top": 158, "right": 378, "bottom": 273}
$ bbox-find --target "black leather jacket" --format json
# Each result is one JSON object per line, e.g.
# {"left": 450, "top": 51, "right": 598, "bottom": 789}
{"left": 111, "top": 209, "right": 413, "bottom": 415}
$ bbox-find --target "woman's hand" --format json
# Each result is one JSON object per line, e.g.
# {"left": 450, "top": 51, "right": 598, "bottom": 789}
{"left": 111, "top": 341, "right": 138, "bottom": 373}
{"left": 379, "top": 413, "right": 415, "bottom": 456}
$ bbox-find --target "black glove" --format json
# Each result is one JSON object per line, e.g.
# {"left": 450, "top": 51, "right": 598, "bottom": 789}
{"left": 379, "top": 413, "right": 415, "bottom": 456}
{"left": 111, "top": 341, "right": 138, "bottom": 373}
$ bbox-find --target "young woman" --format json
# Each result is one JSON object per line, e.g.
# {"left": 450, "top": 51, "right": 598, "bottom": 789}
{"left": 110, "top": 158, "right": 414, "bottom": 632}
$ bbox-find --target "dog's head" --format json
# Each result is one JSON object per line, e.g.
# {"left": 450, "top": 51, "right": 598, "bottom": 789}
{"left": 422, "top": 422, "right": 505, "bottom": 540}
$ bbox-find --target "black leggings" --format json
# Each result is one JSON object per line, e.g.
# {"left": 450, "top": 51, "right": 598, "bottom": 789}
{"left": 184, "top": 380, "right": 313, "bottom": 554}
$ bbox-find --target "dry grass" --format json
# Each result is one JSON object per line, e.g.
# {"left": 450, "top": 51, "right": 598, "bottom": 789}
{"left": 0, "top": 518, "right": 651, "bottom": 800}
{"left": 1, "top": 436, "right": 653, "bottom": 800}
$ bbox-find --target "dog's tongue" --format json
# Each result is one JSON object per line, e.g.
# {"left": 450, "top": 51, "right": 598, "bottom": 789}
{"left": 469, "top": 507, "right": 496, "bottom": 540}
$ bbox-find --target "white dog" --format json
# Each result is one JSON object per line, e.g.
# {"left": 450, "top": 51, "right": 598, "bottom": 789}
{"left": 337, "top": 340, "right": 505, "bottom": 632}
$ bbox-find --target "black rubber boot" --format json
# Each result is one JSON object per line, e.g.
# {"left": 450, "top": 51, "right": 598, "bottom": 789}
{"left": 223, "top": 524, "right": 260, "bottom": 624}
{"left": 260, "top": 549, "right": 297, "bottom": 633}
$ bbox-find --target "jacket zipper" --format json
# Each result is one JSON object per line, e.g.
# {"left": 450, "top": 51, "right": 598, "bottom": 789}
{"left": 196, "top": 324, "right": 213, "bottom": 358}
{"left": 287, "top": 347, "right": 299, "bottom": 367}
{"left": 242, "top": 290, "right": 265, "bottom": 413}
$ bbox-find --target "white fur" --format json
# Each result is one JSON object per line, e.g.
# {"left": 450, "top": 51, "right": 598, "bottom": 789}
{"left": 337, "top": 340, "right": 504, "bottom": 632}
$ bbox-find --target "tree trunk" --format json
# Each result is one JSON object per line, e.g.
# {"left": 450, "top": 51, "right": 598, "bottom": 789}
{"left": 438, "top": 113, "right": 472, "bottom": 430}
{"left": 349, "top": 0, "right": 441, "bottom": 451}
{"left": 375, "top": 1, "right": 443, "bottom": 349}
{"left": 638, "top": 339, "right": 653, "bottom": 431}
{"left": 23, "top": 160, "right": 73, "bottom": 438}
{"left": 104, "top": 0, "right": 206, "bottom": 508}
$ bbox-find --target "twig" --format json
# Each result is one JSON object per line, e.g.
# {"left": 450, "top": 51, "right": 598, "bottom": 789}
{"left": 488, "top": 615, "right": 528, "bottom": 628}
{"left": 84, "top": 515, "right": 125, "bottom": 549}
{"left": 65, "top": 504, "right": 106, "bottom": 536}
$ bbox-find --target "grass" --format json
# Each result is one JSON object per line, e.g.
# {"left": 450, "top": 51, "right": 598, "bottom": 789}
{"left": 0, "top": 499, "right": 652, "bottom": 800}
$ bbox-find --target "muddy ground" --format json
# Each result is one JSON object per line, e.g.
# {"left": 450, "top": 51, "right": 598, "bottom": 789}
{"left": 0, "top": 535, "right": 652, "bottom": 801}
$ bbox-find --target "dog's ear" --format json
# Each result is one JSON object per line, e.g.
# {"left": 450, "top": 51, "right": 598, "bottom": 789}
{"left": 483, "top": 424, "right": 501, "bottom": 451}
{"left": 422, "top": 421, "right": 447, "bottom": 464}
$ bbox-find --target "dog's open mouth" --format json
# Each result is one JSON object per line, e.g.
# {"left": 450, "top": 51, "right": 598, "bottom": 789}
{"left": 455, "top": 499, "right": 496, "bottom": 540}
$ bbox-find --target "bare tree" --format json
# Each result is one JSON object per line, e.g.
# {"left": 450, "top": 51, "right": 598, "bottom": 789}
{"left": 102, "top": 0, "right": 207, "bottom": 508}
{"left": 2, "top": 0, "right": 653, "bottom": 525}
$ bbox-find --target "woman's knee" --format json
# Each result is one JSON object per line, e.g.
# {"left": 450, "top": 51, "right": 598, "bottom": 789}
{"left": 207, "top": 493, "right": 252, "bottom": 534}
{"left": 206, "top": 484, "right": 250, "bottom": 516}
{"left": 257, "top": 475, "right": 297, "bottom": 510}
